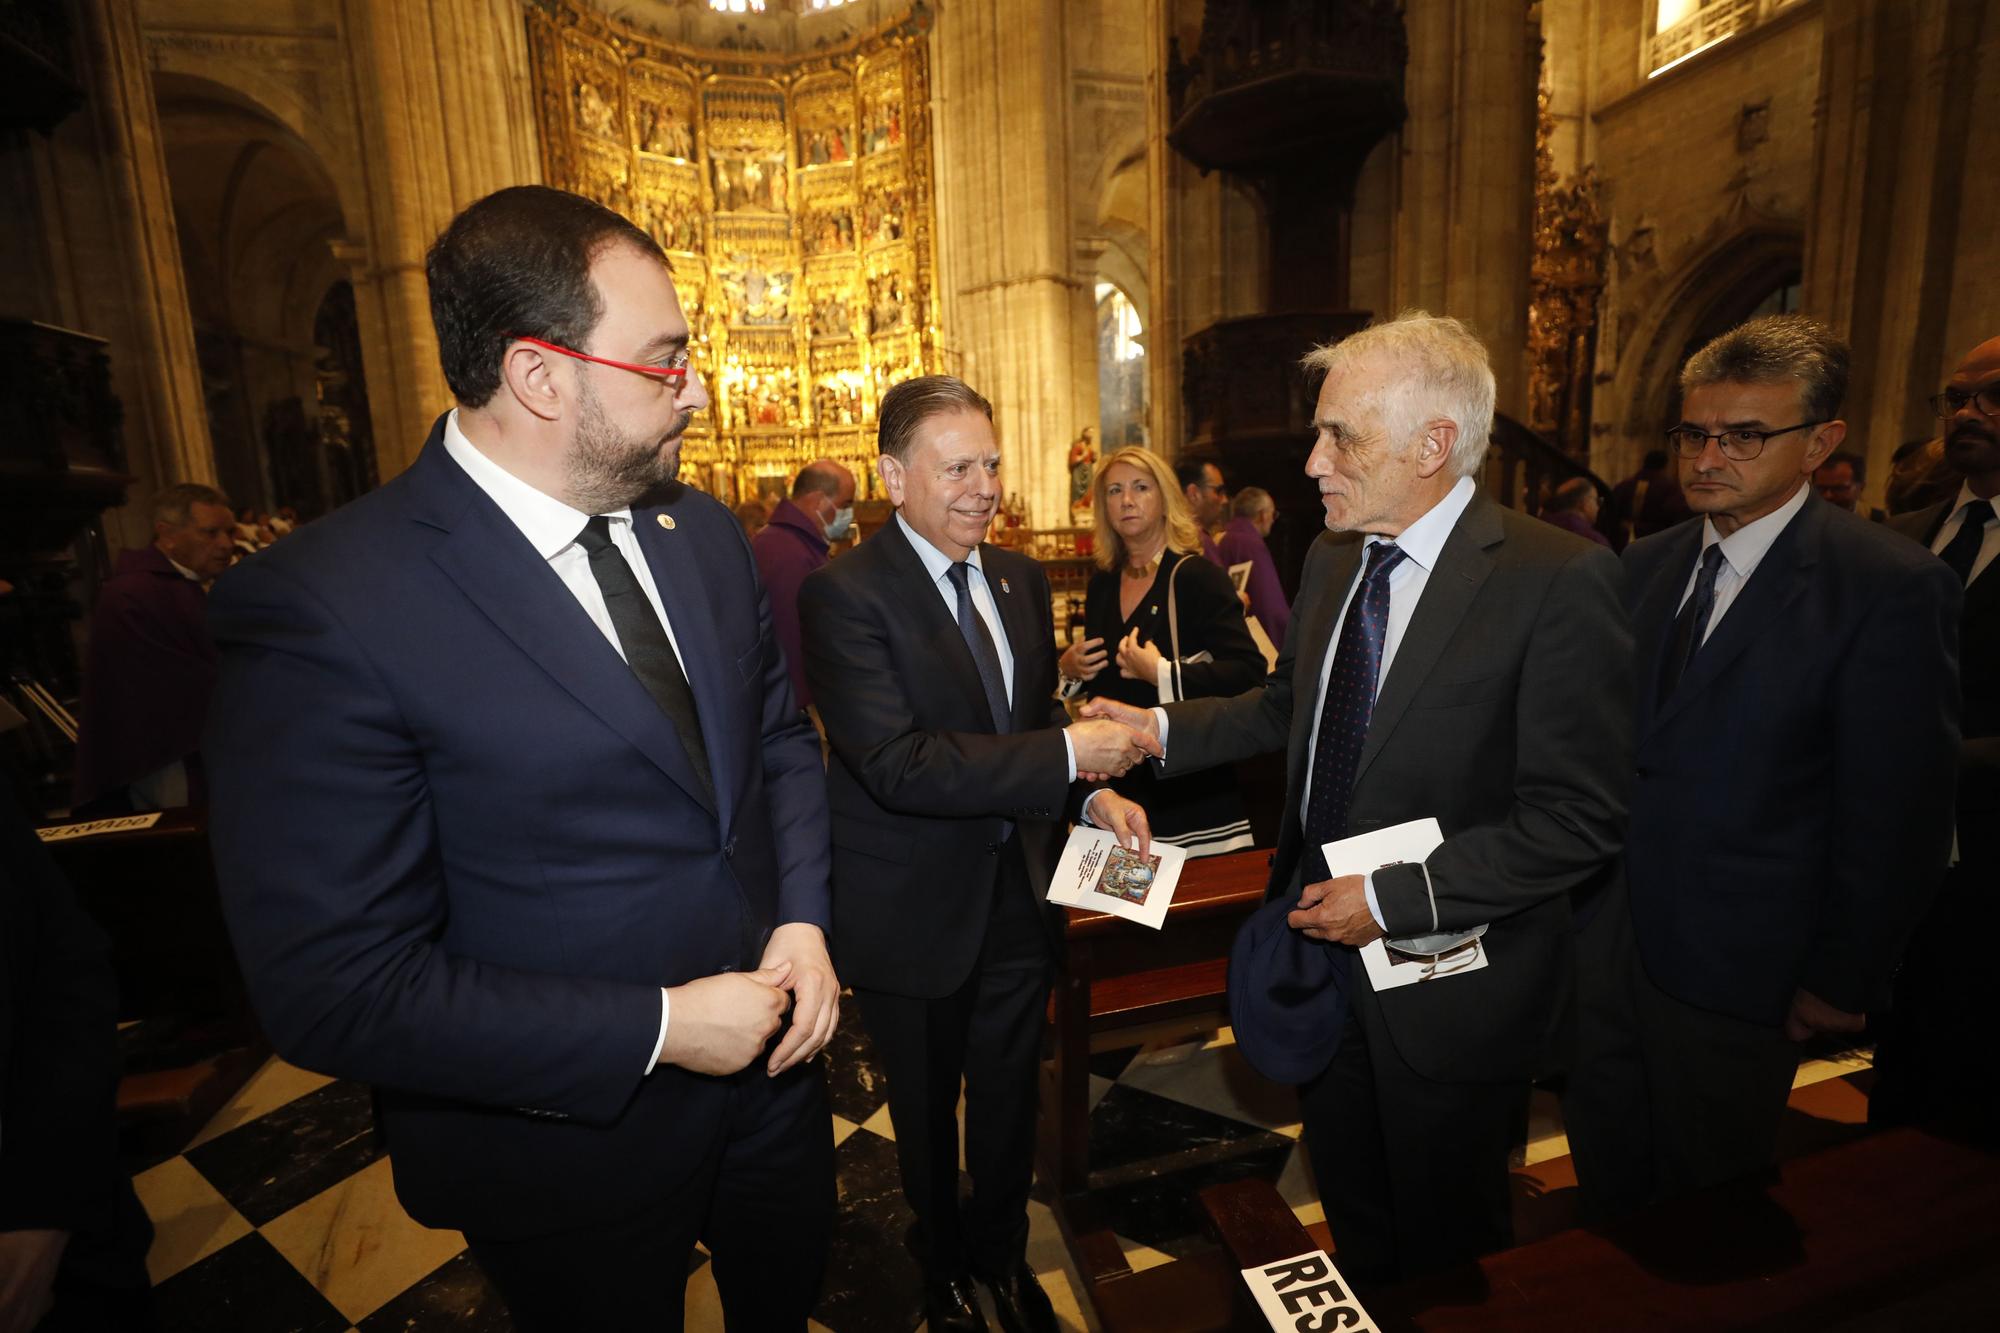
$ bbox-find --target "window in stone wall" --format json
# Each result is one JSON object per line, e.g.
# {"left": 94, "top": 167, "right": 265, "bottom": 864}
{"left": 709, "top": 0, "right": 767, "bottom": 13}
{"left": 1649, "top": 0, "right": 1806, "bottom": 79}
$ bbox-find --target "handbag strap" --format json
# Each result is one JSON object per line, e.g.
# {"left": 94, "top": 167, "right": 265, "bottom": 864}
{"left": 1166, "top": 552, "right": 1185, "bottom": 698}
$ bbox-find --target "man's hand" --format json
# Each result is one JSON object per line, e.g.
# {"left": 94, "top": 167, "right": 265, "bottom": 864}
{"left": 659, "top": 963, "right": 793, "bottom": 1075}
{"left": 1067, "top": 717, "right": 1160, "bottom": 779}
{"left": 1784, "top": 988, "right": 1866, "bottom": 1044}
{"left": 1087, "top": 791, "right": 1152, "bottom": 856}
{"left": 1287, "top": 875, "right": 1384, "bottom": 947}
{"left": 759, "top": 923, "right": 840, "bottom": 1075}
{"left": 1115, "top": 627, "right": 1165, "bottom": 682}
{"left": 1076, "top": 698, "right": 1161, "bottom": 749}
{"left": 0, "top": 1229, "right": 67, "bottom": 1333}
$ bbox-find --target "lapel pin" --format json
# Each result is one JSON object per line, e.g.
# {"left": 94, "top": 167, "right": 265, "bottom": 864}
{"left": 657, "top": 514, "right": 676, "bottom": 530}
{"left": 1000, "top": 577, "right": 1011, "bottom": 594}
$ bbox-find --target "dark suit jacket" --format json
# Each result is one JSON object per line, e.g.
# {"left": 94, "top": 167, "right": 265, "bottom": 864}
{"left": 72, "top": 544, "right": 217, "bottom": 807}
{"left": 1164, "top": 494, "right": 1632, "bottom": 1083}
{"left": 1625, "top": 496, "right": 1960, "bottom": 1027}
{"left": 1891, "top": 498, "right": 1996, "bottom": 867}
{"left": 204, "top": 416, "right": 830, "bottom": 1239}
{"left": 799, "top": 517, "right": 1081, "bottom": 998}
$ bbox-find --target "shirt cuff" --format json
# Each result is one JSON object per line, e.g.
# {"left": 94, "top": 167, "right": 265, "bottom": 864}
{"left": 1062, "top": 728, "right": 1078, "bottom": 782}
{"left": 1081, "top": 789, "right": 1108, "bottom": 827}
{"left": 1363, "top": 872, "right": 1386, "bottom": 931}
{"left": 1154, "top": 658, "right": 1177, "bottom": 704}
{"left": 646, "top": 988, "right": 671, "bottom": 1073}
{"left": 1152, "top": 707, "right": 1171, "bottom": 754}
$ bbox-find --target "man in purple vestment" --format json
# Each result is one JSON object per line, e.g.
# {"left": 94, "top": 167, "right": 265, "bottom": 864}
{"left": 71, "top": 483, "right": 235, "bottom": 812}
{"left": 752, "top": 460, "right": 856, "bottom": 710}
{"left": 1540, "top": 476, "right": 1613, "bottom": 549}
{"left": 1214, "top": 486, "right": 1292, "bottom": 649}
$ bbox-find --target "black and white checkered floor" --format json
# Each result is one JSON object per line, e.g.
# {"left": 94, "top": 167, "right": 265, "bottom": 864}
{"left": 131, "top": 1000, "right": 1875, "bottom": 1331}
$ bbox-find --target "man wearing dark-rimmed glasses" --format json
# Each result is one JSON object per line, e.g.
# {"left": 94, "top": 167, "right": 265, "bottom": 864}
{"left": 1564, "top": 313, "right": 1961, "bottom": 1219}
{"left": 1873, "top": 335, "right": 2000, "bottom": 1134}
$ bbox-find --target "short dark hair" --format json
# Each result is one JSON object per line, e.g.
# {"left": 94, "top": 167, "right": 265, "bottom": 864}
{"left": 1549, "top": 476, "right": 1596, "bottom": 513}
{"left": 792, "top": 460, "right": 845, "bottom": 499}
{"left": 152, "top": 482, "right": 232, "bottom": 528}
{"left": 1681, "top": 313, "right": 1849, "bottom": 425}
{"left": 876, "top": 375, "right": 993, "bottom": 462}
{"left": 426, "top": 185, "right": 666, "bottom": 408}
{"left": 1817, "top": 448, "right": 1866, "bottom": 484}
{"left": 1175, "top": 457, "right": 1221, "bottom": 491}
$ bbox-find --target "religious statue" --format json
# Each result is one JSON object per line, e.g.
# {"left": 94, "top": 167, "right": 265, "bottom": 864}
{"left": 575, "top": 80, "right": 617, "bottom": 140}
{"left": 1067, "top": 426, "right": 1096, "bottom": 520}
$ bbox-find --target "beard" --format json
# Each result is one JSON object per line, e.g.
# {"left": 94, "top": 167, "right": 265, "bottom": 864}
{"left": 1946, "top": 417, "right": 2000, "bottom": 472}
{"left": 564, "top": 378, "right": 693, "bottom": 513}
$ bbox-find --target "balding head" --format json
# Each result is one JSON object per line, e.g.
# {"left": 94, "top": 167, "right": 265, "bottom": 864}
{"left": 1941, "top": 336, "right": 2000, "bottom": 488}
{"left": 791, "top": 458, "right": 857, "bottom": 538}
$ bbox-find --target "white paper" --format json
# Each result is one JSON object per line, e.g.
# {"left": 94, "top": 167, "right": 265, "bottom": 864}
{"left": 1320, "top": 818, "right": 1490, "bottom": 989}
{"left": 1228, "top": 560, "right": 1254, "bottom": 594}
{"left": 1240, "top": 1250, "right": 1382, "bottom": 1332}
{"left": 1046, "top": 824, "right": 1187, "bottom": 930}
{"left": 35, "top": 812, "right": 163, "bottom": 843}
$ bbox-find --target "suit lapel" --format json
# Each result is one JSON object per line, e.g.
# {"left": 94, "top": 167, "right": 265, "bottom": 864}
{"left": 1646, "top": 497, "right": 1817, "bottom": 738}
{"left": 878, "top": 520, "right": 996, "bottom": 729}
{"left": 1286, "top": 535, "right": 1361, "bottom": 795}
{"left": 985, "top": 547, "right": 1041, "bottom": 729}
{"left": 633, "top": 494, "right": 736, "bottom": 824}
{"left": 1354, "top": 497, "right": 1500, "bottom": 784}
{"left": 1631, "top": 522, "right": 1705, "bottom": 735}
{"left": 418, "top": 446, "right": 717, "bottom": 816}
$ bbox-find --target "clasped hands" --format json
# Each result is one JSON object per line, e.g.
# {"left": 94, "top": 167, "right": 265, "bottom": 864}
{"left": 658, "top": 921, "right": 838, "bottom": 1079}
{"left": 1059, "top": 629, "right": 1164, "bottom": 685}
{"left": 1068, "top": 696, "right": 1163, "bottom": 782}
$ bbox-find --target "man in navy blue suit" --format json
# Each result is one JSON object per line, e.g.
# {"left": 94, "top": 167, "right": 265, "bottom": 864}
{"left": 204, "top": 186, "right": 839, "bottom": 1331}
{"left": 1564, "top": 314, "right": 1960, "bottom": 1218}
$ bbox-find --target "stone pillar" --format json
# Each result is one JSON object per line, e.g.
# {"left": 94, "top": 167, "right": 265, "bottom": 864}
{"left": 342, "top": 0, "right": 542, "bottom": 477}
{"left": 1806, "top": 0, "right": 1993, "bottom": 499}
{"left": 1392, "top": 0, "right": 1539, "bottom": 421}
{"left": 1145, "top": 0, "right": 1181, "bottom": 457}
{"left": 76, "top": 0, "right": 215, "bottom": 496}
{"left": 930, "top": 0, "right": 1095, "bottom": 526}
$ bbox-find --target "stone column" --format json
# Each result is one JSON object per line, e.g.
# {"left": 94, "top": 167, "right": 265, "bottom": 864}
{"left": 342, "top": 0, "right": 542, "bottom": 477}
{"left": 930, "top": 0, "right": 1095, "bottom": 526}
{"left": 1806, "top": 0, "right": 1993, "bottom": 497}
{"left": 1392, "top": 0, "right": 1539, "bottom": 420}
{"left": 76, "top": 0, "right": 216, "bottom": 495}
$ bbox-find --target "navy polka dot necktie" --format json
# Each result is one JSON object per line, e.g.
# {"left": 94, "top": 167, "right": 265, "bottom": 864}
{"left": 1303, "top": 541, "right": 1407, "bottom": 883}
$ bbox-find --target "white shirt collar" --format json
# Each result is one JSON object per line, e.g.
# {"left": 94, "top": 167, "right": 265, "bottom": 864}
{"left": 1948, "top": 480, "right": 1999, "bottom": 526}
{"left": 1368, "top": 475, "right": 1477, "bottom": 570}
{"left": 442, "top": 409, "right": 631, "bottom": 558}
{"left": 1700, "top": 481, "right": 1810, "bottom": 579}
{"left": 895, "top": 510, "right": 985, "bottom": 583}
{"left": 164, "top": 554, "right": 200, "bottom": 582}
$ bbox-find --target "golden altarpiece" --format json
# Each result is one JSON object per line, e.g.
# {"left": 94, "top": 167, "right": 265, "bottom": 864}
{"left": 527, "top": 1, "right": 940, "bottom": 505}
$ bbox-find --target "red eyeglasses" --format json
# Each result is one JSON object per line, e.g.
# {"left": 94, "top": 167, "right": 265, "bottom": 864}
{"left": 509, "top": 333, "right": 691, "bottom": 385}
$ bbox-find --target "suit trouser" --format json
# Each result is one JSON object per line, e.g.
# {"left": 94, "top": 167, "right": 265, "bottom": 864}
{"left": 1563, "top": 879, "right": 1800, "bottom": 1220}
{"left": 856, "top": 837, "right": 1055, "bottom": 1279}
{"left": 1299, "top": 992, "right": 1524, "bottom": 1286}
{"left": 464, "top": 1059, "right": 833, "bottom": 1333}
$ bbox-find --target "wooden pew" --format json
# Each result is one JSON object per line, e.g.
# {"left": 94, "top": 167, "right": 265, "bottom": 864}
{"left": 1040, "top": 847, "right": 1269, "bottom": 1198}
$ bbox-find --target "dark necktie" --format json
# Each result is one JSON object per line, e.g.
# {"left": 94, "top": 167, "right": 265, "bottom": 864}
{"left": 1659, "top": 542, "right": 1726, "bottom": 704}
{"left": 574, "top": 516, "right": 714, "bottom": 801}
{"left": 1938, "top": 498, "right": 1994, "bottom": 586}
{"left": 1302, "top": 541, "right": 1407, "bottom": 884}
{"left": 947, "top": 561, "right": 1012, "bottom": 733}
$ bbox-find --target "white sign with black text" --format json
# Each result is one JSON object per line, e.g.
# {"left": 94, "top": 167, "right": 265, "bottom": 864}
{"left": 1240, "top": 1249, "right": 1381, "bottom": 1332}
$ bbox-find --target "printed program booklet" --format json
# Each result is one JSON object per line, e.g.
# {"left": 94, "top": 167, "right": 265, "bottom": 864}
{"left": 1046, "top": 825, "right": 1187, "bottom": 930}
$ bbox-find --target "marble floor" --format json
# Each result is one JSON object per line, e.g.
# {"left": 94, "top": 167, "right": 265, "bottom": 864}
{"left": 129, "top": 1004, "right": 1877, "bottom": 1331}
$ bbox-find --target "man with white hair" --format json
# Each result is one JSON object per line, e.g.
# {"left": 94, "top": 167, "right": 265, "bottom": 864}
{"left": 1085, "top": 312, "right": 1631, "bottom": 1282}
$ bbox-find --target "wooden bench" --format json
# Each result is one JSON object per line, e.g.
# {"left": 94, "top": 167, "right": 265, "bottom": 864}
{"left": 1039, "top": 848, "right": 1269, "bottom": 1198}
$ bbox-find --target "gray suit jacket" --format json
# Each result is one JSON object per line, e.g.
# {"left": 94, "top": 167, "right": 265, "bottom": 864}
{"left": 1163, "top": 493, "right": 1632, "bottom": 1082}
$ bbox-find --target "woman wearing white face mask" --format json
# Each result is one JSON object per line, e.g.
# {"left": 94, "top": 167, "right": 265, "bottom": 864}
{"left": 753, "top": 459, "right": 858, "bottom": 711}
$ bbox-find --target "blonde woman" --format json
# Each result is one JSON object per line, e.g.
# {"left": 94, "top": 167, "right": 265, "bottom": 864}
{"left": 1058, "top": 446, "right": 1264, "bottom": 855}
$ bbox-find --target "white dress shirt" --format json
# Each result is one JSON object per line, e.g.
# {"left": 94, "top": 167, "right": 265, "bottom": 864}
{"left": 894, "top": 513, "right": 1098, "bottom": 803}
{"left": 1928, "top": 480, "right": 2000, "bottom": 586}
{"left": 1674, "top": 481, "right": 1811, "bottom": 634}
{"left": 1156, "top": 475, "right": 1479, "bottom": 926}
{"left": 442, "top": 410, "right": 681, "bottom": 1073}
